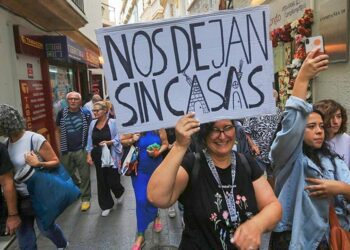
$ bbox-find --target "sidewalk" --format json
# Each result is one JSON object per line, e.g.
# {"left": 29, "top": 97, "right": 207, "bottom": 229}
{"left": 6, "top": 166, "right": 183, "bottom": 250}
{"left": 0, "top": 235, "right": 15, "bottom": 250}
{"left": 5, "top": 165, "right": 270, "bottom": 249}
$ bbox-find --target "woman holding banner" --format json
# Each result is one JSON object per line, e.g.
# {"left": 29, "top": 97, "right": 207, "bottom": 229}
{"left": 147, "top": 115, "right": 281, "bottom": 249}
{"left": 122, "top": 130, "right": 168, "bottom": 250}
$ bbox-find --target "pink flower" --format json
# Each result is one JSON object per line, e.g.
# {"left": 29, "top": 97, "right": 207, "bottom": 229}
{"left": 222, "top": 211, "right": 229, "bottom": 220}
{"left": 241, "top": 196, "right": 247, "bottom": 202}
{"left": 210, "top": 213, "right": 217, "bottom": 221}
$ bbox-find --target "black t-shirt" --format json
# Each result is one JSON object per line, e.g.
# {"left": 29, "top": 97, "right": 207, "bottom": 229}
{"left": 179, "top": 151, "right": 263, "bottom": 250}
{"left": 0, "top": 143, "right": 14, "bottom": 175}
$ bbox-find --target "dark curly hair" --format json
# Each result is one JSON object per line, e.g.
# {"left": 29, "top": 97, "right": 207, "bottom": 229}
{"left": 314, "top": 99, "right": 348, "bottom": 137}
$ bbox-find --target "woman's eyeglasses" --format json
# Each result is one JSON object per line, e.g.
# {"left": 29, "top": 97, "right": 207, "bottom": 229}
{"left": 210, "top": 125, "right": 235, "bottom": 138}
{"left": 92, "top": 109, "right": 102, "bottom": 113}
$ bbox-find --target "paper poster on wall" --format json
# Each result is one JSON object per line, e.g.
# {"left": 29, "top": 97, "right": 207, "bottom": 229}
{"left": 96, "top": 6, "right": 275, "bottom": 133}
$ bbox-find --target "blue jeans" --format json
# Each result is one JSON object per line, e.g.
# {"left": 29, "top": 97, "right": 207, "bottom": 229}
{"left": 16, "top": 215, "right": 67, "bottom": 250}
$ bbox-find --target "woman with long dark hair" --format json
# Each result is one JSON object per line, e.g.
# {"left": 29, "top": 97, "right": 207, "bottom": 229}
{"left": 269, "top": 50, "right": 350, "bottom": 249}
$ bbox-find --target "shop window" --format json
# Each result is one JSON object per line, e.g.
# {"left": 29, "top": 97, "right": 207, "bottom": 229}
{"left": 49, "top": 65, "right": 74, "bottom": 120}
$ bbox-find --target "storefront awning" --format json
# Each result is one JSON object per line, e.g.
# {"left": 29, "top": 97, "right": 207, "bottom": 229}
{"left": 44, "top": 36, "right": 100, "bottom": 68}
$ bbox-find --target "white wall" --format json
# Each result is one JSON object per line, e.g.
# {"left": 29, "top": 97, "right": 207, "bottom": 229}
{"left": 79, "top": 0, "right": 103, "bottom": 44}
{"left": 0, "top": 8, "right": 48, "bottom": 113}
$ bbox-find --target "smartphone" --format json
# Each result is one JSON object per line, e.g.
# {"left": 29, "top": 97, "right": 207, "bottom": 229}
{"left": 305, "top": 36, "right": 324, "bottom": 54}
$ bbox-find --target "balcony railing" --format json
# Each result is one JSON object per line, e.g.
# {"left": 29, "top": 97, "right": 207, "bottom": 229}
{"left": 71, "top": 0, "right": 85, "bottom": 14}
{"left": 101, "top": 2, "right": 116, "bottom": 26}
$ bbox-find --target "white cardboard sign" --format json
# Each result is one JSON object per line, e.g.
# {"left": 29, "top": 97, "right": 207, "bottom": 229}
{"left": 96, "top": 5, "right": 275, "bottom": 133}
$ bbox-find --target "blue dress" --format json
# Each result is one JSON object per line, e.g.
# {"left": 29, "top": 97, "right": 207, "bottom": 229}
{"left": 131, "top": 131, "right": 163, "bottom": 233}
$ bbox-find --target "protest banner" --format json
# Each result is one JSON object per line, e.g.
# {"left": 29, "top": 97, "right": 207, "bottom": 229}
{"left": 96, "top": 5, "right": 275, "bottom": 133}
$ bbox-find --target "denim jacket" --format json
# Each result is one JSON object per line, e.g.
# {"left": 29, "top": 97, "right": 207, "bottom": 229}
{"left": 86, "top": 118, "right": 122, "bottom": 169}
{"left": 270, "top": 96, "right": 350, "bottom": 250}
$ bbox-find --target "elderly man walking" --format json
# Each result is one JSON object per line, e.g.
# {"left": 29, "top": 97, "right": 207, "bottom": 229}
{"left": 56, "top": 91, "right": 92, "bottom": 211}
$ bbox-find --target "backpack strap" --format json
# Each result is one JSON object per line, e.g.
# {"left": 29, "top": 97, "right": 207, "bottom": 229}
{"left": 237, "top": 152, "right": 252, "bottom": 178}
{"left": 191, "top": 152, "right": 201, "bottom": 188}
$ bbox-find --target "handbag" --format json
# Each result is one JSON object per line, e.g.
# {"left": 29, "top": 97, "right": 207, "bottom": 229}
{"left": 101, "top": 144, "right": 114, "bottom": 167}
{"left": 15, "top": 163, "right": 80, "bottom": 230}
{"left": 14, "top": 134, "right": 80, "bottom": 229}
{"left": 329, "top": 205, "right": 350, "bottom": 250}
{"left": 120, "top": 145, "right": 139, "bottom": 176}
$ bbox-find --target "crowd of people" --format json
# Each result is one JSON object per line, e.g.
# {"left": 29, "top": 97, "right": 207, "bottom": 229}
{"left": 0, "top": 48, "right": 349, "bottom": 250}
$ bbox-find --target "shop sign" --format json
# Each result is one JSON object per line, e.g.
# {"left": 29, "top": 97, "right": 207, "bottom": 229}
{"left": 44, "top": 36, "right": 85, "bottom": 63}
{"left": 13, "top": 25, "right": 45, "bottom": 58}
{"left": 85, "top": 48, "right": 100, "bottom": 68}
{"left": 96, "top": 5, "right": 275, "bottom": 133}
{"left": 19, "top": 80, "right": 49, "bottom": 140}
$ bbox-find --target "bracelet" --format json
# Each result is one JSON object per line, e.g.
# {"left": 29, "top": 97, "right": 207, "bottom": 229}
{"left": 8, "top": 213, "right": 19, "bottom": 217}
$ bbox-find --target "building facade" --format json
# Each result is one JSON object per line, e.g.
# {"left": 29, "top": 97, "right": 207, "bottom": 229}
{"left": 117, "top": 0, "right": 350, "bottom": 130}
{"left": 0, "top": 0, "right": 103, "bottom": 149}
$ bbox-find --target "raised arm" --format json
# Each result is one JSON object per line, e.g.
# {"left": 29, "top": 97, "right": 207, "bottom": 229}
{"left": 271, "top": 50, "right": 329, "bottom": 169}
{"left": 147, "top": 113, "right": 200, "bottom": 208}
{"left": 292, "top": 49, "right": 329, "bottom": 100}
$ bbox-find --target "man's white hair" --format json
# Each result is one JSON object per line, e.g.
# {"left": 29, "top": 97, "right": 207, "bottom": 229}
{"left": 66, "top": 91, "right": 81, "bottom": 100}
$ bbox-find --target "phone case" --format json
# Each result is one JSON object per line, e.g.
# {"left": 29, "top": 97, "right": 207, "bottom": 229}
{"left": 305, "top": 36, "right": 324, "bottom": 53}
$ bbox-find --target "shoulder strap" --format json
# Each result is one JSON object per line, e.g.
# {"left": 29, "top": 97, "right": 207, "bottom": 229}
{"left": 30, "top": 134, "right": 34, "bottom": 151}
{"left": 191, "top": 152, "right": 201, "bottom": 188}
{"left": 238, "top": 153, "right": 252, "bottom": 177}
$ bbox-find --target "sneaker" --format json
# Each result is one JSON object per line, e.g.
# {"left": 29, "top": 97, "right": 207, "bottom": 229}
{"left": 116, "top": 194, "right": 124, "bottom": 204}
{"left": 101, "top": 209, "right": 111, "bottom": 217}
{"left": 81, "top": 201, "right": 90, "bottom": 212}
{"left": 168, "top": 207, "right": 176, "bottom": 218}
{"left": 58, "top": 241, "right": 69, "bottom": 250}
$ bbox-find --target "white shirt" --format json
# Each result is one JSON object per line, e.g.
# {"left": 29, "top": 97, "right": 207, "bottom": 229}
{"left": 328, "top": 133, "right": 350, "bottom": 168}
{"left": 7, "top": 131, "right": 46, "bottom": 196}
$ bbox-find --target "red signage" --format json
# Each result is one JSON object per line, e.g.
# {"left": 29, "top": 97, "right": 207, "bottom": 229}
{"left": 13, "top": 26, "right": 45, "bottom": 58}
{"left": 27, "top": 63, "right": 33, "bottom": 79}
{"left": 19, "top": 80, "right": 51, "bottom": 141}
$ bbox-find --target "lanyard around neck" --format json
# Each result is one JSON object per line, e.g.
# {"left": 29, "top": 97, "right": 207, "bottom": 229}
{"left": 203, "top": 149, "right": 238, "bottom": 222}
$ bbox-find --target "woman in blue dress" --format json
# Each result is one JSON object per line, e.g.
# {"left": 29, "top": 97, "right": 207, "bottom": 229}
{"left": 121, "top": 129, "right": 168, "bottom": 250}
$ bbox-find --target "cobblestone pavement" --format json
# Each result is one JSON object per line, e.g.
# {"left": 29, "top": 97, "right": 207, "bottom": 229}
{"left": 6, "top": 166, "right": 270, "bottom": 250}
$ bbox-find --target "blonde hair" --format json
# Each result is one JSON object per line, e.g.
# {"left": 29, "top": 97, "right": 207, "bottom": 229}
{"left": 94, "top": 101, "right": 109, "bottom": 112}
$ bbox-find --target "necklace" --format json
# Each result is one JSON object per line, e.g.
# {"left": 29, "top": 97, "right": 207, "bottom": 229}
{"left": 203, "top": 149, "right": 238, "bottom": 222}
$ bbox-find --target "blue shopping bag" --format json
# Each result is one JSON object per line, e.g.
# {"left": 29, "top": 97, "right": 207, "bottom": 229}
{"left": 15, "top": 164, "right": 80, "bottom": 230}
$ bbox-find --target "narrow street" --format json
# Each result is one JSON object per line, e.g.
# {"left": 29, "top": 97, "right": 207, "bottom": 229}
{"left": 4, "top": 165, "right": 271, "bottom": 250}
{"left": 7, "top": 166, "right": 183, "bottom": 250}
